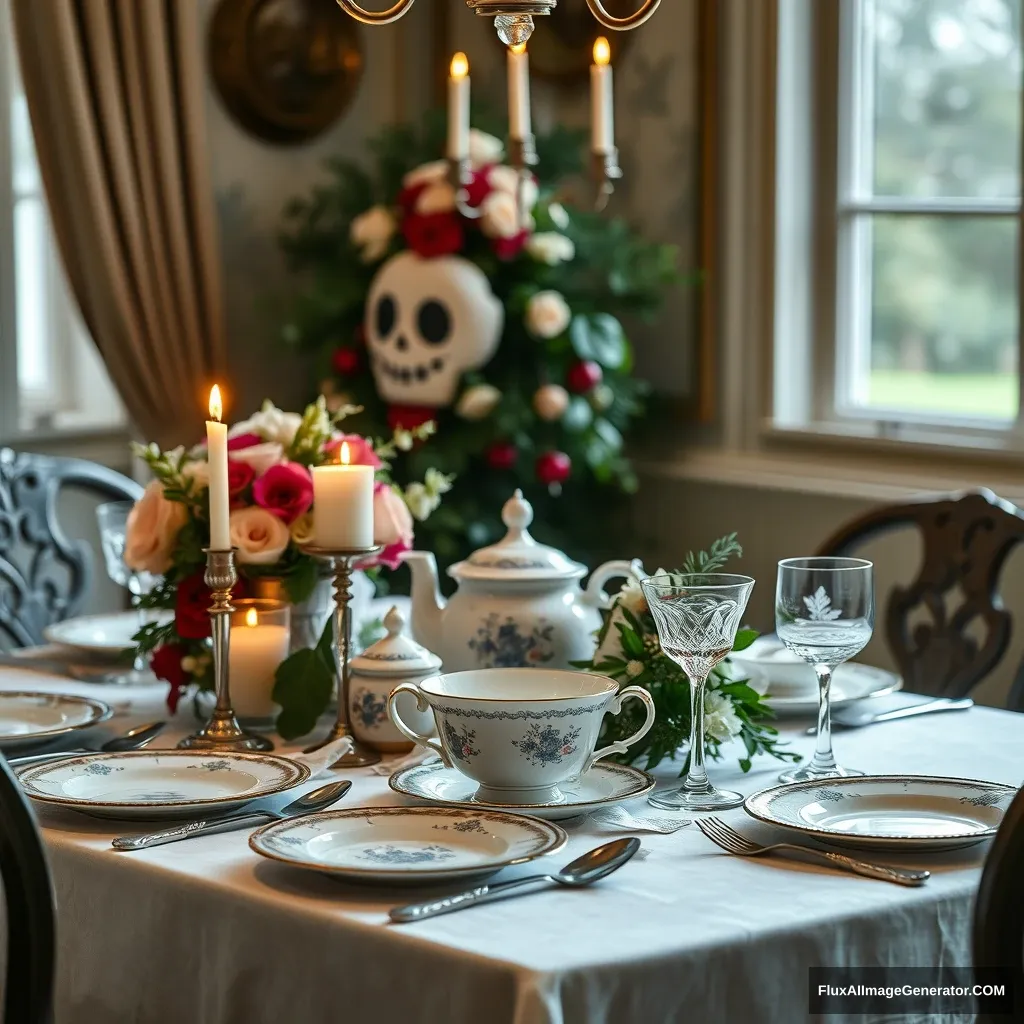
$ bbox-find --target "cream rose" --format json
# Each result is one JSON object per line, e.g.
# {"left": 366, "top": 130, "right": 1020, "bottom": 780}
{"left": 415, "top": 181, "right": 457, "bottom": 216}
{"left": 230, "top": 506, "right": 291, "bottom": 565}
{"left": 486, "top": 166, "right": 538, "bottom": 211}
{"left": 403, "top": 160, "right": 448, "bottom": 189}
{"left": 225, "top": 441, "right": 284, "bottom": 477}
{"left": 350, "top": 205, "right": 396, "bottom": 263}
{"left": 470, "top": 129, "right": 505, "bottom": 167}
{"left": 289, "top": 512, "right": 315, "bottom": 546}
{"left": 480, "top": 190, "right": 521, "bottom": 240}
{"left": 525, "top": 290, "right": 571, "bottom": 339}
{"left": 526, "top": 232, "right": 575, "bottom": 266}
{"left": 229, "top": 402, "right": 302, "bottom": 447}
{"left": 124, "top": 481, "right": 188, "bottom": 575}
{"left": 455, "top": 383, "right": 502, "bottom": 420}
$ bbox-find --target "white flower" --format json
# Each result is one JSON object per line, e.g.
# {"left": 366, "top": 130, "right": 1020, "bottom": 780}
{"left": 415, "top": 181, "right": 456, "bottom": 216}
{"left": 526, "top": 232, "right": 575, "bottom": 266}
{"left": 525, "top": 290, "right": 571, "bottom": 339}
{"left": 403, "top": 160, "right": 448, "bottom": 189}
{"left": 289, "top": 512, "right": 315, "bottom": 546}
{"left": 225, "top": 442, "right": 284, "bottom": 477}
{"left": 626, "top": 660, "right": 644, "bottom": 678}
{"left": 486, "top": 165, "right": 538, "bottom": 210}
{"left": 350, "top": 205, "right": 396, "bottom": 263}
{"left": 230, "top": 507, "right": 291, "bottom": 566}
{"left": 548, "top": 202, "right": 570, "bottom": 230}
{"left": 704, "top": 689, "right": 743, "bottom": 743}
{"left": 617, "top": 578, "right": 648, "bottom": 616}
{"left": 480, "top": 190, "right": 521, "bottom": 240}
{"left": 404, "top": 482, "right": 439, "bottom": 522}
{"left": 229, "top": 401, "right": 302, "bottom": 448}
{"left": 455, "top": 383, "right": 502, "bottom": 420}
{"left": 469, "top": 129, "right": 505, "bottom": 167}
{"left": 424, "top": 467, "right": 453, "bottom": 496}
{"left": 181, "top": 459, "right": 210, "bottom": 489}
{"left": 394, "top": 429, "right": 414, "bottom": 452}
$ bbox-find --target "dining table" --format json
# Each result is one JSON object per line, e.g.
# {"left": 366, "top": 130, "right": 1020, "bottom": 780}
{"left": 3, "top": 659, "right": 1020, "bottom": 1024}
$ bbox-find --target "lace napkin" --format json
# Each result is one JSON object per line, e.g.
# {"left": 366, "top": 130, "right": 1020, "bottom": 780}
{"left": 292, "top": 737, "right": 354, "bottom": 777}
{"left": 564, "top": 805, "right": 692, "bottom": 834}
{"left": 370, "top": 744, "right": 440, "bottom": 777}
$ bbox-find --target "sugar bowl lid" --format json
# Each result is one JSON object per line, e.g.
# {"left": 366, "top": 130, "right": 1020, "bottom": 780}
{"left": 449, "top": 490, "right": 585, "bottom": 582}
{"left": 350, "top": 606, "right": 441, "bottom": 675}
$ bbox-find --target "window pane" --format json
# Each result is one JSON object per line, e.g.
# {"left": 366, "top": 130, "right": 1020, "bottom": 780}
{"left": 868, "top": 0, "right": 1023, "bottom": 198}
{"left": 843, "top": 213, "right": 1019, "bottom": 420}
{"left": 14, "top": 197, "right": 51, "bottom": 394}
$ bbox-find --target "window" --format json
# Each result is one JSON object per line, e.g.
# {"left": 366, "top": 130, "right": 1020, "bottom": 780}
{"left": 0, "top": 0, "right": 124, "bottom": 438}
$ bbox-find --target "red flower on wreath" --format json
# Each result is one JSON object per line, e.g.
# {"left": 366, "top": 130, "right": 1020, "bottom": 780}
{"left": 492, "top": 229, "right": 529, "bottom": 261}
{"left": 387, "top": 405, "right": 436, "bottom": 433}
{"left": 402, "top": 212, "right": 464, "bottom": 259}
{"left": 174, "top": 572, "right": 246, "bottom": 640}
{"left": 464, "top": 167, "right": 492, "bottom": 208}
{"left": 151, "top": 644, "right": 188, "bottom": 713}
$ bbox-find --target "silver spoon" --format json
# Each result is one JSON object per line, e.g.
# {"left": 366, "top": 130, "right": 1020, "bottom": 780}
{"left": 112, "top": 779, "right": 353, "bottom": 851}
{"left": 804, "top": 696, "right": 974, "bottom": 734}
{"left": 389, "top": 837, "right": 641, "bottom": 924}
{"left": 8, "top": 720, "right": 167, "bottom": 769}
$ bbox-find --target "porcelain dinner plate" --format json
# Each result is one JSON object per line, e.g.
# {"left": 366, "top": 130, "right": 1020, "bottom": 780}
{"left": 0, "top": 691, "right": 112, "bottom": 751}
{"left": 389, "top": 761, "right": 655, "bottom": 821}
{"left": 44, "top": 611, "right": 172, "bottom": 656}
{"left": 18, "top": 750, "right": 310, "bottom": 820}
{"left": 744, "top": 775, "right": 1015, "bottom": 851}
{"left": 765, "top": 664, "right": 902, "bottom": 716}
{"left": 249, "top": 806, "right": 566, "bottom": 884}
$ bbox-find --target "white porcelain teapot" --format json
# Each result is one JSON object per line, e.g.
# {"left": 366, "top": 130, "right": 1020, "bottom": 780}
{"left": 401, "top": 490, "right": 644, "bottom": 672}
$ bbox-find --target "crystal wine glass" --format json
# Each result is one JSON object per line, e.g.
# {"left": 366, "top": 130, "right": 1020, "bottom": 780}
{"left": 96, "top": 501, "right": 157, "bottom": 684}
{"left": 776, "top": 556, "right": 874, "bottom": 783}
{"left": 641, "top": 572, "right": 755, "bottom": 811}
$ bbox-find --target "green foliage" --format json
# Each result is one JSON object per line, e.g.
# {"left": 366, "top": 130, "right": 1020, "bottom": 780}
{"left": 272, "top": 619, "right": 336, "bottom": 740}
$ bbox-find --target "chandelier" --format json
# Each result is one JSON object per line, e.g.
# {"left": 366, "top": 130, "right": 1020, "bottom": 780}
{"left": 334, "top": 1, "right": 661, "bottom": 45}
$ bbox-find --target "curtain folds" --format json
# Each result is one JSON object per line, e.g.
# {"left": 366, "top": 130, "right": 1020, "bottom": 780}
{"left": 11, "top": 0, "right": 225, "bottom": 447}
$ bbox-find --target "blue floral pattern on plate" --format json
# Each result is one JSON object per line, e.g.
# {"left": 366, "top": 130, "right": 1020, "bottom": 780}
{"left": 467, "top": 613, "right": 555, "bottom": 668}
{"left": 443, "top": 721, "right": 480, "bottom": 762}
{"left": 351, "top": 689, "right": 388, "bottom": 729}
{"left": 84, "top": 763, "right": 124, "bottom": 777}
{"left": 357, "top": 844, "right": 455, "bottom": 865}
{"left": 512, "top": 723, "right": 581, "bottom": 767}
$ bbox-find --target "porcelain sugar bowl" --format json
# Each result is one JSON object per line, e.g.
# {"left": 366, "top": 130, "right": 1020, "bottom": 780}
{"left": 348, "top": 606, "right": 439, "bottom": 753}
{"left": 402, "top": 490, "right": 644, "bottom": 673}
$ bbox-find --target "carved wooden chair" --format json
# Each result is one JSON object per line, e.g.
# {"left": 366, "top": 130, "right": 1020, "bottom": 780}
{"left": 0, "top": 447, "right": 143, "bottom": 649}
{"left": 816, "top": 489, "right": 1024, "bottom": 709}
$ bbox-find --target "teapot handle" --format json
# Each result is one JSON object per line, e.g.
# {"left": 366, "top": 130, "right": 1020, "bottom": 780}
{"left": 583, "top": 558, "right": 647, "bottom": 610}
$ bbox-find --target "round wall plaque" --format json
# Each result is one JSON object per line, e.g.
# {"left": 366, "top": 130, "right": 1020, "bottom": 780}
{"left": 209, "top": 0, "right": 364, "bottom": 145}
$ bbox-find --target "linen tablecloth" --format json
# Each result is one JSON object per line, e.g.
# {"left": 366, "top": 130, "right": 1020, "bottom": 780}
{"left": 3, "top": 666, "right": 1019, "bottom": 1024}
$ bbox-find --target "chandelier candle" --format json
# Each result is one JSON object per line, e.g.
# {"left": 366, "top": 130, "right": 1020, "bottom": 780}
{"left": 205, "top": 385, "right": 231, "bottom": 551}
{"left": 590, "top": 37, "right": 614, "bottom": 153}
{"left": 312, "top": 441, "right": 374, "bottom": 548}
{"left": 448, "top": 52, "right": 470, "bottom": 161}
{"left": 507, "top": 43, "right": 531, "bottom": 139}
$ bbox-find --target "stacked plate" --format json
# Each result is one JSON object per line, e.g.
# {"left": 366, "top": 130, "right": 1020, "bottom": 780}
{"left": 43, "top": 611, "right": 172, "bottom": 658}
{"left": 0, "top": 691, "right": 111, "bottom": 752}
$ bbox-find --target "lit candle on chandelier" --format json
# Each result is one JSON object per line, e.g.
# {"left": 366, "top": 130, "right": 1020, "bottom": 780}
{"left": 507, "top": 42, "right": 531, "bottom": 140}
{"left": 205, "top": 385, "right": 231, "bottom": 551}
{"left": 312, "top": 441, "right": 375, "bottom": 549}
{"left": 448, "top": 52, "right": 470, "bottom": 161}
{"left": 591, "top": 37, "right": 614, "bottom": 154}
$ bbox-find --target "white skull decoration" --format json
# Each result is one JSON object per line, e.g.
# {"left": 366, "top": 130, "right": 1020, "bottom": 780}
{"left": 365, "top": 251, "right": 504, "bottom": 407}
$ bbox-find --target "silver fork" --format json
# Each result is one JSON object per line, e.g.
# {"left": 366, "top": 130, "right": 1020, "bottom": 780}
{"left": 695, "top": 817, "right": 930, "bottom": 887}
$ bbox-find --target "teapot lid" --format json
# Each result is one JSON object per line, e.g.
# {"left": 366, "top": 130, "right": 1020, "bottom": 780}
{"left": 351, "top": 606, "right": 442, "bottom": 675}
{"left": 450, "top": 490, "right": 585, "bottom": 582}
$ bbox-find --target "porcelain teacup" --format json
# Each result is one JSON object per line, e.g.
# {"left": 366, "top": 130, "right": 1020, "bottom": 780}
{"left": 387, "top": 668, "right": 656, "bottom": 805}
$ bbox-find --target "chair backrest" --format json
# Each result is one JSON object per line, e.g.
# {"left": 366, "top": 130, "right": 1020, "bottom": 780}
{"left": 0, "top": 447, "right": 143, "bottom": 648}
{"left": 816, "top": 489, "right": 1024, "bottom": 705}
{"left": 0, "top": 752, "right": 55, "bottom": 1024}
{"left": 974, "top": 784, "right": 1024, "bottom": 1024}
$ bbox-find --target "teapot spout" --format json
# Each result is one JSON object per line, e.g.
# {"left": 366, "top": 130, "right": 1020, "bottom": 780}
{"left": 399, "top": 550, "right": 446, "bottom": 650}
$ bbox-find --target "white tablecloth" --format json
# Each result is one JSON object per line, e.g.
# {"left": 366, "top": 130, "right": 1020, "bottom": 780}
{"left": 4, "top": 666, "right": 1020, "bottom": 1024}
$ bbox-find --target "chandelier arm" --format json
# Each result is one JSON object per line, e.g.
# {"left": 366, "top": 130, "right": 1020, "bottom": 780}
{"left": 584, "top": 0, "right": 662, "bottom": 30}
{"left": 335, "top": 0, "right": 416, "bottom": 25}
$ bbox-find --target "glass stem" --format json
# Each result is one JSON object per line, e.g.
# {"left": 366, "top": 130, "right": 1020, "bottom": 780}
{"left": 683, "top": 671, "right": 711, "bottom": 795}
{"left": 810, "top": 663, "right": 838, "bottom": 773}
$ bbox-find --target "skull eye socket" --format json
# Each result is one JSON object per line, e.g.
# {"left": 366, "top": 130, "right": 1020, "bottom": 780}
{"left": 375, "top": 294, "right": 397, "bottom": 338}
{"left": 417, "top": 300, "right": 451, "bottom": 346}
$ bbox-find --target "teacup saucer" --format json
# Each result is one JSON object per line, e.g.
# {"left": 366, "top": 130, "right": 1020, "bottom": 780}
{"left": 389, "top": 761, "right": 655, "bottom": 821}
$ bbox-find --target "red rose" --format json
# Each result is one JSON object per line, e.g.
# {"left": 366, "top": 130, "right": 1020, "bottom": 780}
{"left": 402, "top": 212, "right": 464, "bottom": 258}
{"left": 397, "top": 181, "right": 429, "bottom": 213}
{"left": 151, "top": 644, "right": 188, "bottom": 713}
{"left": 252, "top": 462, "right": 314, "bottom": 524}
{"left": 464, "top": 168, "right": 492, "bottom": 208}
{"left": 228, "top": 459, "right": 254, "bottom": 499}
{"left": 387, "top": 405, "right": 436, "bottom": 433}
{"left": 492, "top": 229, "right": 529, "bottom": 261}
{"left": 227, "top": 432, "right": 263, "bottom": 452}
{"left": 174, "top": 573, "right": 246, "bottom": 640}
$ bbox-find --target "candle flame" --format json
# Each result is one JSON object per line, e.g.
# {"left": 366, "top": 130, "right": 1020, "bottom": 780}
{"left": 450, "top": 52, "right": 469, "bottom": 78}
{"left": 245, "top": 607, "right": 258, "bottom": 628}
{"left": 510, "top": 42, "right": 527, "bottom": 55}
{"left": 339, "top": 440, "right": 351, "bottom": 466}
{"left": 593, "top": 37, "right": 611, "bottom": 66}
{"left": 208, "top": 385, "right": 223, "bottom": 422}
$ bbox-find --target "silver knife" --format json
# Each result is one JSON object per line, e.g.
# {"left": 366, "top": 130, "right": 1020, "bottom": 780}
{"left": 809, "top": 696, "right": 974, "bottom": 734}
{"left": 111, "top": 780, "right": 351, "bottom": 851}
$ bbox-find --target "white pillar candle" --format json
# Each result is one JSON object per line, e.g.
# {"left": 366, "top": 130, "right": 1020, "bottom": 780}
{"left": 507, "top": 43, "right": 531, "bottom": 139}
{"left": 591, "top": 37, "right": 614, "bottom": 154}
{"left": 206, "top": 385, "right": 231, "bottom": 551}
{"left": 312, "top": 441, "right": 375, "bottom": 548}
{"left": 447, "top": 52, "right": 470, "bottom": 161}
{"left": 229, "top": 607, "right": 290, "bottom": 720}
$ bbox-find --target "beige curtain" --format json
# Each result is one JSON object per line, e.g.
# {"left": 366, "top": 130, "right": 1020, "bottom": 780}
{"left": 12, "top": 0, "right": 225, "bottom": 447}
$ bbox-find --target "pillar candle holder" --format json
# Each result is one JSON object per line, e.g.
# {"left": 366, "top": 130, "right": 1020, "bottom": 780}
{"left": 447, "top": 157, "right": 483, "bottom": 220}
{"left": 178, "top": 549, "right": 274, "bottom": 753}
{"left": 592, "top": 147, "right": 623, "bottom": 212}
{"left": 298, "top": 544, "right": 384, "bottom": 768}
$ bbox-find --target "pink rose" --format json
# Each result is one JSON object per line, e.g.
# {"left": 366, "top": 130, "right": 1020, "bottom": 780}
{"left": 373, "top": 482, "right": 414, "bottom": 570}
{"left": 252, "top": 462, "right": 313, "bottom": 524}
{"left": 227, "top": 433, "right": 263, "bottom": 451}
{"left": 124, "top": 481, "right": 188, "bottom": 574}
{"left": 323, "top": 434, "right": 382, "bottom": 469}
{"left": 226, "top": 441, "right": 284, "bottom": 477}
{"left": 229, "top": 507, "right": 291, "bottom": 565}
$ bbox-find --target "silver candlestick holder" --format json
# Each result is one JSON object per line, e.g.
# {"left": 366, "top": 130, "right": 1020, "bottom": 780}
{"left": 592, "top": 147, "right": 623, "bottom": 212}
{"left": 509, "top": 133, "right": 539, "bottom": 227}
{"left": 178, "top": 548, "right": 274, "bottom": 753}
{"left": 298, "top": 544, "right": 383, "bottom": 769}
{"left": 447, "top": 157, "right": 484, "bottom": 220}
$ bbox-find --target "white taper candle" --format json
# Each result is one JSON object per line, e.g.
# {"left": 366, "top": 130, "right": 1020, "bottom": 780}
{"left": 508, "top": 43, "right": 531, "bottom": 139}
{"left": 206, "top": 385, "right": 231, "bottom": 551}
{"left": 591, "top": 37, "right": 614, "bottom": 154}
{"left": 447, "top": 52, "right": 470, "bottom": 161}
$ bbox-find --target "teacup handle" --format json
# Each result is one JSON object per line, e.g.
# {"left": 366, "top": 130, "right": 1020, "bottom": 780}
{"left": 387, "top": 683, "right": 451, "bottom": 768}
{"left": 583, "top": 685, "right": 656, "bottom": 773}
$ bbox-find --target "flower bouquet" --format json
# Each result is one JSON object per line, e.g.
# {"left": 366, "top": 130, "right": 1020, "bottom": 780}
{"left": 126, "top": 398, "right": 451, "bottom": 719}
{"left": 577, "top": 536, "right": 800, "bottom": 773}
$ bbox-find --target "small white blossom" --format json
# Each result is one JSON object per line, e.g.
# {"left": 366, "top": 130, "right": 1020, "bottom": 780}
{"left": 525, "top": 290, "right": 571, "bottom": 339}
{"left": 394, "top": 429, "right": 414, "bottom": 452}
{"left": 626, "top": 659, "right": 644, "bottom": 678}
{"left": 526, "top": 232, "right": 575, "bottom": 266}
{"left": 704, "top": 689, "right": 743, "bottom": 742}
{"left": 404, "top": 482, "right": 439, "bottom": 522}
{"left": 548, "top": 202, "right": 570, "bottom": 230}
{"left": 424, "top": 467, "right": 454, "bottom": 496}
